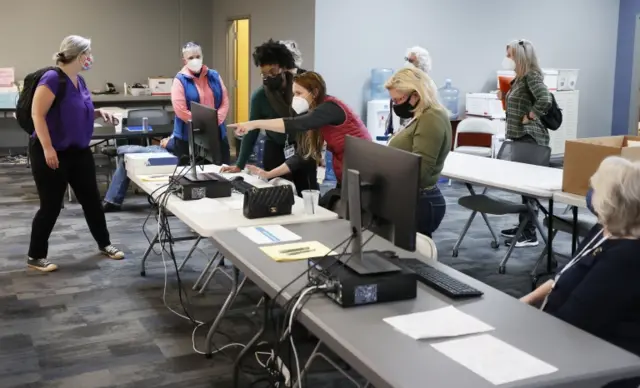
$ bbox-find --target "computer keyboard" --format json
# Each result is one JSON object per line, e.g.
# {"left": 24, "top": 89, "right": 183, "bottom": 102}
{"left": 231, "top": 179, "right": 255, "bottom": 194}
{"left": 391, "top": 258, "right": 483, "bottom": 299}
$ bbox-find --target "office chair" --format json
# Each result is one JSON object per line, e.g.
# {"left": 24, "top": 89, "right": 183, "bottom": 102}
{"left": 452, "top": 141, "right": 551, "bottom": 274}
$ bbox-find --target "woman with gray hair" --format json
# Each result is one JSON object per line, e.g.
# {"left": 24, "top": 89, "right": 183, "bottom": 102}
{"left": 280, "top": 40, "right": 305, "bottom": 74}
{"left": 521, "top": 157, "right": 640, "bottom": 387}
{"left": 386, "top": 45, "right": 437, "bottom": 135}
{"left": 27, "top": 35, "right": 124, "bottom": 272}
{"left": 499, "top": 39, "right": 553, "bottom": 248}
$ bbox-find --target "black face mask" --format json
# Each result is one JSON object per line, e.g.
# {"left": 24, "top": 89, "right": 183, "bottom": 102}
{"left": 263, "top": 73, "right": 284, "bottom": 90}
{"left": 392, "top": 95, "right": 418, "bottom": 119}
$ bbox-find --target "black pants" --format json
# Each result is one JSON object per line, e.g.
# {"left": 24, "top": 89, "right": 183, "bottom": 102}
{"left": 417, "top": 187, "right": 446, "bottom": 237}
{"left": 173, "top": 137, "right": 231, "bottom": 167}
{"left": 512, "top": 135, "right": 538, "bottom": 235}
{"left": 29, "top": 139, "right": 111, "bottom": 259}
{"left": 263, "top": 139, "right": 317, "bottom": 196}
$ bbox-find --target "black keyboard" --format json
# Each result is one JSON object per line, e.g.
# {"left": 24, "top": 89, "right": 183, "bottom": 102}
{"left": 392, "top": 258, "right": 483, "bottom": 299}
{"left": 231, "top": 179, "right": 255, "bottom": 194}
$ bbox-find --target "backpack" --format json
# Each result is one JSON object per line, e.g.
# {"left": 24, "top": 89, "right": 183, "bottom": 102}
{"left": 540, "top": 94, "right": 563, "bottom": 131}
{"left": 524, "top": 75, "right": 563, "bottom": 131}
{"left": 16, "top": 67, "right": 66, "bottom": 135}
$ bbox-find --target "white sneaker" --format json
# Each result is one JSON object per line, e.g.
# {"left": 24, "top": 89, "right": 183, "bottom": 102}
{"left": 100, "top": 245, "right": 125, "bottom": 260}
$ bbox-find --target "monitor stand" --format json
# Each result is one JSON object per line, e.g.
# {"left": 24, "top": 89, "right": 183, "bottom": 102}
{"left": 342, "top": 169, "right": 400, "bottom": 275}
{"left": 183, "top": 120, "right": 215, "bottom": 182}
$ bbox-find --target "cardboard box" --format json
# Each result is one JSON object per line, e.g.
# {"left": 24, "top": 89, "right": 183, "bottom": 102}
{"left": 563, "top": 136, "right": 640, "bottom": 196}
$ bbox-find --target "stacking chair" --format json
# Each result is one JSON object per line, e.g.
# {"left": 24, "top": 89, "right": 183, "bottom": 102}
{"left": 452, "top": 141, "right": 551, "bottom": 274}
{"left": 452, "top": 117, "right": 498, "bottom": 157}
{"left": 449, "top": 117, "right": 497, "bottom": 185}
{"left": 415, "top": 233, "right": 438, "bottom": 265}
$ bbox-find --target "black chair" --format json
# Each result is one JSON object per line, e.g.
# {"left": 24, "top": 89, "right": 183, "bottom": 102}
{"left": 452, "top": 141, "right": 552, "bottom": 274}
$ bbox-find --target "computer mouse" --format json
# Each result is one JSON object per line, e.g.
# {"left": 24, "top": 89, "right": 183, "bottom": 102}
{"left": 231, "top": 176, "right": 244, "bottom": 182}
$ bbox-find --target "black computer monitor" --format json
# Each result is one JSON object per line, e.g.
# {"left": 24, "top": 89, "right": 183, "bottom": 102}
{"left": 339, "top": 136, "right": 421, "bottom": 275}
{"left": 191, "top": 102, "right": 223, "bottom": 165}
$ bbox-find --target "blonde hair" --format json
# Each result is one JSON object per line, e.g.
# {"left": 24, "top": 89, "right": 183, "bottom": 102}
{"left": 384, "top": 66, "right": 443, "bottom": 116}
{"left": 590, "top": 156, "right": 640, "bottom": 238}
{"left": 296, "top": 131, "right": 323, "bottom": 163}
{"left": 507, "top": 39, "right": 542, "bottom": 78}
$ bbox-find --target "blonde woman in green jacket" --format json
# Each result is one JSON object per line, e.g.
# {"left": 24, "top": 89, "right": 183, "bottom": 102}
{"left": 384, "top": 67, "right": 452, "bottom": 237}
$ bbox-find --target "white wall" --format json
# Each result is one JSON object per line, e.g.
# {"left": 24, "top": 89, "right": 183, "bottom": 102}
{"left": 315, "top": 0, "right": 620, "bottom": 138}
{"left": 211, "top": 0, "right": 316, "bottom": 92}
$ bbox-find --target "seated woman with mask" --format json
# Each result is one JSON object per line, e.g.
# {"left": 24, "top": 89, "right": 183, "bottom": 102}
{"left": 384, "top": 67, "right": 451, "bottom": 237}
{"left": 521, "top": 157, "right": 640, "bottom": 387}
{"left": 229, "top": 71, "right": 371, "bottom": 209}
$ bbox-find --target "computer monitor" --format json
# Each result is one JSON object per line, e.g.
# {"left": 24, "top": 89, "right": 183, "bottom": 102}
{"left": 339, "top": 136, "right": 421, "bottom": 275}
{"left": 183, "top": 103, "right": 223, "bottom": 181}
{"left": 191, "top": 102, "right": 223, "bottom": 165}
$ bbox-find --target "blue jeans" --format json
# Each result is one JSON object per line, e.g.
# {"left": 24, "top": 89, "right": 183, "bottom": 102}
{"left": 104, "top": 145, "right": 168, "bottom": 206}
{"left": 417, "top": 186, "right": 446, "bottom": 237}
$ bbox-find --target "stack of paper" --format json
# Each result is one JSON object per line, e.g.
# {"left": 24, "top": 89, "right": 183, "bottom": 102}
{"left": 383, "top": 306, "right": 494, "bottom": 340}
{"left": 260, "top": 241, "right": 335, "bottom": 262}
{"left": 432, "top": 334, "right": 558, "bottom": 385}
{"left": 237, "top": 225, "right": 301, "bottom": 245}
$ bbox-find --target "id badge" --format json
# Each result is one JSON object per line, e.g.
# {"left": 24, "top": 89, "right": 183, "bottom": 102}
{"left": 284, "top": 144, "right": 295, "bottom": 159}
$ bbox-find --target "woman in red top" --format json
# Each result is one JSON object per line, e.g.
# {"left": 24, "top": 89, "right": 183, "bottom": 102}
{"left": 229, "top": 71, "right": 371, "bottom": 195}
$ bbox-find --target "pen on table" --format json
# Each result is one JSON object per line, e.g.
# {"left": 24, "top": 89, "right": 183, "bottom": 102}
{"left": 279, "top": 247, "right": 315, "bottom": 255}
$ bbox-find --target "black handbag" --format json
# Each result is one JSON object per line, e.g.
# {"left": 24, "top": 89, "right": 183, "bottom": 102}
{"left": 242, "top": 185, "right": 295, "bottom": 219}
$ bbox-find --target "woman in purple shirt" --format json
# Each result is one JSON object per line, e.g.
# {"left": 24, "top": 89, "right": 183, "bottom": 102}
{"left": 28, "top": 35, "right": 124, "bottom": 272}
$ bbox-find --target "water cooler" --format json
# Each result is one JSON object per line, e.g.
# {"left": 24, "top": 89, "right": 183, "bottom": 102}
{"left": 365, "top": 68, "right": 399, "bottom": 144}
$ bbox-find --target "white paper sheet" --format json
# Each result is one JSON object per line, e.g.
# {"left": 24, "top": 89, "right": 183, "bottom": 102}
{"left": 237, "top": 225, "right": 301, "bottom": 245}
{"left": 383, "top": 306, "right": 494, "bottom": 340}
{"left": 432, "top": 334, "right": 558, "bottom": 385}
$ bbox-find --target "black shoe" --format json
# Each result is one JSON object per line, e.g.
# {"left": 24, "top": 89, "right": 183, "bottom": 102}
{"left": 102, "top": 201, "right": 121, "bottom": 213}
{"left": 505, "top": 232, "right": 539, "bottom": 248}
{"left": 500, "top": 227, "right": 519, "bottom": 238}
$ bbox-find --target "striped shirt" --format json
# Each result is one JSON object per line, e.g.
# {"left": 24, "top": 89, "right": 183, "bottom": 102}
{"left": 505, "top": 71, "right": 552, "bottom": 146}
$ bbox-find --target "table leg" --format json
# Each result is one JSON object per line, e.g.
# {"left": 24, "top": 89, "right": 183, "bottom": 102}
{"left": 192, "top": 252, "right": 220, "bottom": 290}
{"left": 140, "top": 232, "right": 159, "bottom": 276}
{"left": 547, "top": 198, "right": 554, "bottom": 273}
{"left": 571, "top": 206, "right": 578, "bottom": 255}
{"left": 292, "top": 340, "right": 364, "bottom": 388}
{"left": 205, "top": 266, "right": 239, "bottom": 357}
{"left": 178, "top": 235, "right": 202, "bottom": 272}
{"left": 233, "top": 294, "right": 270, "bottom": 387}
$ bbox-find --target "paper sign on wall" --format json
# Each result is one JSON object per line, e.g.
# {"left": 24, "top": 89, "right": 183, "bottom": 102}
{"left": 0, "top": 68, "right": 15, "bottom": 87}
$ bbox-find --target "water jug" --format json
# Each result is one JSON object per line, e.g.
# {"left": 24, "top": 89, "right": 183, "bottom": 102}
{"left": 438, "top": 79, "right": 460, "bottom": 119}
{"left": 370, "top": 68, "right": 394, "bottom": 100}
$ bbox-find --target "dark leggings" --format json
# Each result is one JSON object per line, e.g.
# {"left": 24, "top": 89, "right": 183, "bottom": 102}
{"left": 29, "top": 139, "right": 111, "bottom": 259}
{"left": 512, "top": 135, "right": 539, "bottom": 235}
{"left": 263, "top": 139, "right": 318, "bottom": 195}
{"left": 417, "top": 186, "right": 446, "bottom": 237}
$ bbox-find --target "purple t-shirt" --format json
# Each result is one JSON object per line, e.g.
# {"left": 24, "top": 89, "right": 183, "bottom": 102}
{"left": 36, "top": 70, "right": 95, "bottom": 150}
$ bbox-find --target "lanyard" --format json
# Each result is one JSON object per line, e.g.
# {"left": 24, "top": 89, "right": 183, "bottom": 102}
{"left": 541, "top": 229, "right": 607, "bottom": 310}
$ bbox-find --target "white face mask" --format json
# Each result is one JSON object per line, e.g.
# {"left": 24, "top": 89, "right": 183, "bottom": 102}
{"left": 502, "top": 57, "right": 516, "bottom": 71}
{"left": 292, "top": 96, "right": 310, "bottom": 114}
{"left": 187, "top": 58, "right": 203, "bottom": 73}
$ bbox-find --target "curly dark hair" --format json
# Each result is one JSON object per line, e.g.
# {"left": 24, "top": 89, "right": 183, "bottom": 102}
{"left": 252, "top": 39, "right": 296, "bottom": 69}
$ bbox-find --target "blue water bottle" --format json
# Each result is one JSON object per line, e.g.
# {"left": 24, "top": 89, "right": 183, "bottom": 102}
{"left": 438, "top": 79, "right": 460, "bottom": 120}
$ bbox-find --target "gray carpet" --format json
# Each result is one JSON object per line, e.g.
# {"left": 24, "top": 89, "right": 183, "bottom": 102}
{"left": 0, "top": 163, "right": 592, "bottom": 388}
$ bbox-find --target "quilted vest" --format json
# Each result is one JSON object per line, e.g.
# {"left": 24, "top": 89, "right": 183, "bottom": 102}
{"left": 173, "top": 69, "right": 227, "bottom": 140}
{"left": 320, "top": 96, "right": 372, "bottom": 181}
